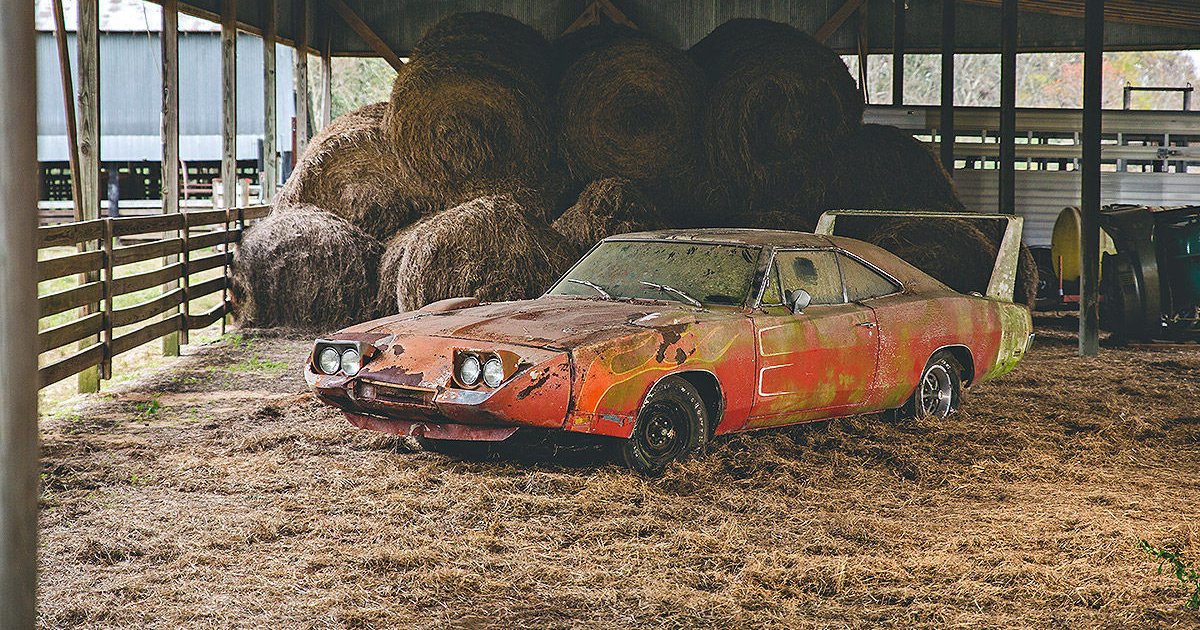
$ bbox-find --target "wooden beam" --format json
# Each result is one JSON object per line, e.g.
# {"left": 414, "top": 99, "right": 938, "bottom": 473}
{"left": 563, "top": 0, "right": 637, "bottom": 34}
{"left": 221, "top": 0, "right": 237, "bottom": 336}
{"left": 320, "top": 32, "right": 332, "bottom": 130}
{"left": 815, "top": 0, "right": 868, "bottom": 43}
{"left": 0, "top": 1, "right": 39, "bottom": 624}
{"left": 999, "top": 0, "right": 1017, "bottom": 215}
{"left": 1079, "top": 0, "right": 1103, "bottom": 356}
{"left": 326, "top": 0, "right": 404, "bottom": 71}
{"left": 77, "top": 0, "right": 101, "bottom": 393}
{"left": 51, "top": 0, "right": 82, "bottom": 219}
{"left": 221, "top": 0, "right": 238, "bottom": 211}
{"left": 940, "top": 0, "right": 956, "bottom": 176}
{"left": 162, "top": 0, "right": 182, "bottom": 355}
{"left": 262, "top": 0, "right": 278, "bottom": 201}
{"left": 892, "top": 0, "right": 905, "bottom": 105}
{"left": 294, "top": 0, "right": 310, "bottom": 162}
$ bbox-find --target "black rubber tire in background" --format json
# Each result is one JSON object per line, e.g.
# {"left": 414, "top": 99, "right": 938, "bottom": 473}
{"left": 622, "top": 376, "right": 710, "bottom": 476}
{"left": 904, "top": 351, "right": 964, "bottom": 420}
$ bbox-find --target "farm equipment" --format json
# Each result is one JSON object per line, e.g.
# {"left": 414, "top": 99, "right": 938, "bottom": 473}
{"left": 1046, "top": 204, "right": 1200, "bottom": 341}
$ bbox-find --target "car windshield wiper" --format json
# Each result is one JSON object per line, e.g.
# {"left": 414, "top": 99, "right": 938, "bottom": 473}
{"left": 566, "top": 278, "right": 611, "bottom": 300}
{"left": 639, "top": 281, "right": 703, "bottom": 308}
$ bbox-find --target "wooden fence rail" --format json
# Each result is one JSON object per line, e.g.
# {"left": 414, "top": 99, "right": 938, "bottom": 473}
{"left": 37, "top": 204, "right": 271, "bottom": 389}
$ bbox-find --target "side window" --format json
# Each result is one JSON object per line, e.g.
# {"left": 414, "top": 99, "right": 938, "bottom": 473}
{"left": 775, "top": 251, "right": 844, "bottom": 305}
{"left": 761, "top": 263, "right": 783, "bottom": 305}
{"left": 839, "top": 253, "right": 901, "bottom": 302}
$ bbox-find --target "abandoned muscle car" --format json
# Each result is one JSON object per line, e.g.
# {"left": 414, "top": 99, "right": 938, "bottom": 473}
{"left": 307, "top": 216, "right": 1034, "bottom": 475}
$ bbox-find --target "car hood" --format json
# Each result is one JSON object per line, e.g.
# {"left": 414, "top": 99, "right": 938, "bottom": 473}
{"left": 341, "top": 296, "right": 746, "bottom": 350}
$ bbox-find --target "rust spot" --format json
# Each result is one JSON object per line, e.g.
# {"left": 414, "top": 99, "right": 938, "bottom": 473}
{"left": 360, "top": 366, "right": 425, "bottom": 388}
{"left": 392, "top": 344, "right": 405, "bottom": 356}
{"left": 674, "top": 348, "right": 687, "bottom": 365}
{"left": 515, "top": 369, "right": 552, "bottom": 400}
{"left": 653, "top": 323, "right": 688, "bottom": 363}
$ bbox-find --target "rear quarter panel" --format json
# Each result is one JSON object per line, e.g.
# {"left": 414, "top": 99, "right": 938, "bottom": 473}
{"left": 868, "top": 291, "right": 1017, "bottom": 410}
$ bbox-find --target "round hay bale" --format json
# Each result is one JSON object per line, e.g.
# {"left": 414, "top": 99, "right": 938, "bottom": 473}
{"left": 385, "top": 194, "right": 580, "bottom": 312}
{"left": 411, "top": 11, "right": 551, "bottom": 82}
{"left": 274, "top": 102, "right": 430, "bottom": 240}
{"left": 828, "top": 124, "right": 965, "bottom": 213}
{"left": 551, "top": 178, "right": 670, "bottom": 252}
{"left": 555, "top": 28, "right": 706, "bottom": 221}
{"left": 690, "top": 18, "right": 864, "bottom": 215}
{"left": 382, "top": 53, "right": 555, "bottom": 207}
{"left": 864, "top": 218, "right": 999, "bottom": 296}
{"left": 375, "top": 230, "right": 408, "bottom": 316}
{"left": 231, "top": 205, "right": 383, "bottom": 328}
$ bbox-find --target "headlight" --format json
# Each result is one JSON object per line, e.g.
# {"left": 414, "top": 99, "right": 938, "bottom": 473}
{"left": 317, "top": 347, "right": 341, "bottom": 374}
{"left": 482, "top": 356, "right": 504, "bottom": 387}
{"left": 458, "top": 354, "right": 481, "bottom": 386}
{"left": 341, "top": 348, "right": 361, "bottom": 376}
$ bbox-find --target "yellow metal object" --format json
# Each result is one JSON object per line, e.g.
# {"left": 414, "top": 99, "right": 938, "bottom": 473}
{"left": 1051, "top": 207, "right": 1117, "bottom": 283}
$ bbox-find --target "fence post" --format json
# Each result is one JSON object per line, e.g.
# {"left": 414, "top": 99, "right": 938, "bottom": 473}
{"left": 77, "top": 0, "right": 101, "bottom": 394}
{"left": 161, "top": 0, "right": 181, "bottom": 357}
{"left": 100, "top": 218, "right": 113, "bottom": 380}
{"left": 180, "top": 212, "right": 191, "bottom": 346}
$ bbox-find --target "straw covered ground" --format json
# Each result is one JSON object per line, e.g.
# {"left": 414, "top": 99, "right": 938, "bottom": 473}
{"left": 38, "top": 324, "right": 1200, "bottom": 628}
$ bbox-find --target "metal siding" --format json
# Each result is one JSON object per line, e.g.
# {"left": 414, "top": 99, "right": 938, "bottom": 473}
{"left": 36, "top": 31, "right": 294, "bottom": 162}
{"left": 953, "top": 170, "right": 1200, "bottom": 246}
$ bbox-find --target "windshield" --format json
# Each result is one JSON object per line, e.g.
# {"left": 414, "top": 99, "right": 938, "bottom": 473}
{"left": 548, "top": 240, "right": 760, "bottom": 307}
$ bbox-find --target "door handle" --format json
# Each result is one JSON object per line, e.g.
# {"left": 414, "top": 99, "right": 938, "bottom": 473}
{"left": 856, "top": 321, "right": 877, "bottom": 328}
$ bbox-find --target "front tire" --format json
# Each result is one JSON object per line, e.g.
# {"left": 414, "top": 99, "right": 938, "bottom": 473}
{"left": 622, "top": 376, "right": 709, "bottom": 476}
{"left": 906, "top": 352, "right": 964, "bottom": 420}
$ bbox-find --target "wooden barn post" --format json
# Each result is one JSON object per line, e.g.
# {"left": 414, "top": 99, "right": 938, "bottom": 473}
{"left": 0, "top": 0, "right": 40, "bottom": 625}
{"left": 263, "top": 0, "right": 278, "bottom": 201}
{"left": 1079, "top": 0, "right": 1104, "bottom": 355}
{"left": 162, "top": 0, "right": 182, "bottom": 355}
{"left": 221, "top": 0, "right": 238, "bottom": 333}
{"left": 77, "top": 0, "right": 102, "bottom": 393}
{"left": 939, "top": 0, "right": 955, "bottom": 175}
{"left": 294, "top": 0, "right": 311, "bottom": 161}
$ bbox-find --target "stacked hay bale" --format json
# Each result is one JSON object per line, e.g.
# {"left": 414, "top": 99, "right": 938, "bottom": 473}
{"left": 554, "top": 27, "right": 706, "bottom": 223}
{"left": 828, "top": 124, "right": 965, "bottom": 213}
{"left": 552, "top": 178, "right": 670, "bottom": 252}
{"left": 690, "top": 18, "right": 864, "bottom": 225}
{"left": 274, "top": 102, "right": 427, "bottom": 240}
{"left": 381, "top": 12, "right": 560, "bottom": 211}
{"left": 379, "top": 194, "right": 579, "bottom": 312}
{"left": 231, "top": 205, "right": 383, "bottom": 328}
{"left": 829, "top": 124, "right": 1038, "bottom": 304}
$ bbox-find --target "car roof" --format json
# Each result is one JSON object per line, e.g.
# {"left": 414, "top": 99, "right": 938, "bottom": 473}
{"left": 607, "top": 228, "right": 836, "bottom": 248}
{"left": 604, "top": 228, "right": 952, "bottom": 293}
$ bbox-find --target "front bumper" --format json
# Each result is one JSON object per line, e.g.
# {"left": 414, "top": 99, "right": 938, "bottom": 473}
{"left": 305, "top": 337, "right": 574, "bottom": 437}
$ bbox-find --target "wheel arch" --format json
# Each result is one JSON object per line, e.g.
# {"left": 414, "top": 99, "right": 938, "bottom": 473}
{"left": 650, "top": 370, "right": 725, "bottom": 434}
{"left": 931, "top": 344, "right": 975, "bottom": 386}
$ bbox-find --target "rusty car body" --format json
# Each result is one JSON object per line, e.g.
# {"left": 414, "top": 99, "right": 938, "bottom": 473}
{"left": 307, "top": 213, "right": 1034, "bottom": 474}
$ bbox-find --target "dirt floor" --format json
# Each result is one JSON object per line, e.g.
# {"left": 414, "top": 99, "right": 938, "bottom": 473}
{"left": 37, "top": 323, "right": 1200, "bottom": 628}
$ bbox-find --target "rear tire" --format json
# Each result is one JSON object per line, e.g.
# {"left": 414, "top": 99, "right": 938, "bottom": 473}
{"left": 622, "top": 376, "right": 709, "bottom": 476}
{"left": 904, "top": 352, "right": 964, "bottom": 420}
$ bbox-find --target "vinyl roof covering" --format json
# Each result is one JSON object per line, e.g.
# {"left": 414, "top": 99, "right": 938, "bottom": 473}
{"left": 155, "top": 0, "right": 1200, "bottom": 55}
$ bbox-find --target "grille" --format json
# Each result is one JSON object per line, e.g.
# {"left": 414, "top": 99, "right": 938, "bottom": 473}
{"left": 357, "top": 380, "right": 436, "bottom": 409}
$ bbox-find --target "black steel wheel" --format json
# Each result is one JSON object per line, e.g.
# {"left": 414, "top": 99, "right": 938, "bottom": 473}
{"left": 905, "top": 352, "right": 964, "bottom": 420}
{"left": 622, "top": 376, "right": 709, "bottom": 476}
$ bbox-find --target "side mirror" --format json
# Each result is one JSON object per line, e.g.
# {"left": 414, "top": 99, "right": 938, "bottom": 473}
{"left": 785, "top": 288, "right": 812, "bottom": 314}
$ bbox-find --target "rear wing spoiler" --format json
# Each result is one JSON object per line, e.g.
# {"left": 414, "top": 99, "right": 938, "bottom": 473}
{"left": 814, "top": 210, "right": 1025, "bottom": 303}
